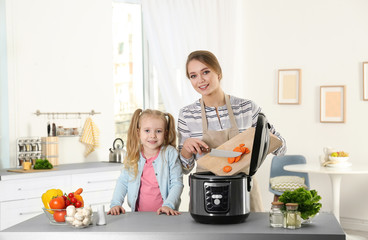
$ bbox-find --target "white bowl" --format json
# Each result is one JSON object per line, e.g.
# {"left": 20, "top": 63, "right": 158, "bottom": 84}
{"left": 329, "top": 156, "right": 349, "bottom": 162}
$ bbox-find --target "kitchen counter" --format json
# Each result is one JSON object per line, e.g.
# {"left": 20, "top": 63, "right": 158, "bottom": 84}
{"left": 0, "top": 162, "right": 123, "bottom": 230}
{"left": 0, "top": 212, "right": 345, "bottom": 240}
{"left": 0, "top": 162, "right": 123, "bottom": 181}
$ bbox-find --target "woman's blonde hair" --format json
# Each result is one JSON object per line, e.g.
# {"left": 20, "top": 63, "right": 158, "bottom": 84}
{"left": 123, "top": 109, "right": 176, "bottom": 178}
{"left": 186, "top": 50, "right": 222, "bottom": 80}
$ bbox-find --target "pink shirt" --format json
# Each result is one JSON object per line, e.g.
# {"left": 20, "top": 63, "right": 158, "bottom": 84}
{"left": 136, "top": 151, "right": 163, "bottom": 211}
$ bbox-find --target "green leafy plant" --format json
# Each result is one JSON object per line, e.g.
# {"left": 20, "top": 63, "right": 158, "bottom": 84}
{"left": 279, "top": 187, "right": 322, "bottom": 220}
{"left": 33, "top": 159, "right": 53, "bottom": 169}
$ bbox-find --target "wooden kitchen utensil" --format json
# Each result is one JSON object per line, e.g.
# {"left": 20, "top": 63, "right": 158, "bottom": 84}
{"left": 196, "top": 127, "right": 282, "bottom": 176}
{"left": 41, "top": 137, "right": 59, "bottom": 166}
{"left": 7, "top": 168, "right": 57, "bottom": 173}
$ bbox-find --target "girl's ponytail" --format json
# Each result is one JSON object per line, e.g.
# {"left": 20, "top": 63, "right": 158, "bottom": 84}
{"left": 124, "top": 109, "right": 142, "bottom": 178}
{"left": 165, "top": 112, "right": 177, "bottom": 148}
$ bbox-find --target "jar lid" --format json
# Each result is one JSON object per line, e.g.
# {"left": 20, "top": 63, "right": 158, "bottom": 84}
{"left": 285, "top": 203, "right": 298, "bottom": 206}
{"left": 271, "top": 201, "right": 284, "bottom": 206}
{"left": 285, "top": 203, "right": 299, "bottom": 210}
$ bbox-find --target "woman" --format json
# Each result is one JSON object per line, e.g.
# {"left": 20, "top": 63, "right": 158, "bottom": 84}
{"left": 177, "top": 50, "right": 287, "bottom": 212}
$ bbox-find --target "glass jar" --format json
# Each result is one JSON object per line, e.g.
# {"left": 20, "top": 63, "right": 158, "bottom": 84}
{"left": 57, "top": 126, "right": 64, "bottom": 136}
{"left": 284, "top": 203, "right": 301, "bottom": 229}
{"left": 269, "top": 202, "right": 284, "bottom": 227}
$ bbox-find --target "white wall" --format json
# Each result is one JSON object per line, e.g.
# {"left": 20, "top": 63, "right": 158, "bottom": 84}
{"left": 5, "top": 0, "right": 114, "bottom": 167}
{"left": 3, "top": 0, "right": 368, "bottom": 229}
{"left": 241, "top": 0, "right": 368, "bottom": 227}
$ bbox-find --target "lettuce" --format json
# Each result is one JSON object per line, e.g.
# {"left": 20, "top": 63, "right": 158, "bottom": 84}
{"left": 279, "top": 187, "right": 322, "bottom": 220}
{"left": 33, "top": 159, "right": 53, "bottom": 169}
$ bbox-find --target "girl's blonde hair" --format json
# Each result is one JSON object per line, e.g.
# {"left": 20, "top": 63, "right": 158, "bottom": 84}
{"left": 123, "top": 109, "right": 176, "bottom": 178}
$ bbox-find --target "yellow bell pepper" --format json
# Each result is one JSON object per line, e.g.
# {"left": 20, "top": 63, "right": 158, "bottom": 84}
{"left": 41, "top": 189, "right": 63, "bottom": 213}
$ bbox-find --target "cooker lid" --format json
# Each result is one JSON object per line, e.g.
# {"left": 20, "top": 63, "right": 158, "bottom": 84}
{"left": 248, "top": 113, "right": 270, "bottom": 177}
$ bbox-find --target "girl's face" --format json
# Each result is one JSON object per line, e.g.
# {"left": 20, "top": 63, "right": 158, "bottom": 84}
{"left": 187, "top": 59, "right": 221, "bottom": 97}
{"left": 138, "top": 116, "right": 166, "bottom": 154}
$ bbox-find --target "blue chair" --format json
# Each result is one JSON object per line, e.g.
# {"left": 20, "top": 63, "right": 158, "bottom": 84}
{"left": 269, "top": 155, "right": 310, "bottom": 199}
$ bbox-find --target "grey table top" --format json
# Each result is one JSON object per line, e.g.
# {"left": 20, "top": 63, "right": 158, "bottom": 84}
{"left": 0, "top": 212, "right": 345, "bottom": 240}
{"left": 0, "top": 162, "right": 123, "bottom": 181}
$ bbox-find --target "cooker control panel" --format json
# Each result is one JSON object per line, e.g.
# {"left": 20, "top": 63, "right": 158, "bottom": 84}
{"left": 203, "top": 182, "right": 230, "bottom": 213}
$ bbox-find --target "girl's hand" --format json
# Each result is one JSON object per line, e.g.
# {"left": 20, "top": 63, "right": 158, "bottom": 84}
{"left": 107, "top": 206, "right": 126, "bottom": 215}
{"left": 182, "top": 138, "right": 209, "bottom": 157}
{"left": 157, "top": 206, "right": 181, "bottom": 216}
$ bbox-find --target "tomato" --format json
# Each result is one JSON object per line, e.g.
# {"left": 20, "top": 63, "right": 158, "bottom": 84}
{"left": 49, "top": 196, "right": 65, "bottom": 210}
{"left": 62, "top": 195, "right": 67, "bottom": 202}
{"left": 71, "top": 197, "right": 77, "bottom": 204}
{"left": 65, "top": 199, "right": 71, "bottom": 207}
{"left": 68, "top": 192, "right": 74, "bottom": 199}
{"left": 75, "top": 201, "right": 82, "bottom": 208}
{"left": 53, "top": 210, "right": 66, "bottom": 222}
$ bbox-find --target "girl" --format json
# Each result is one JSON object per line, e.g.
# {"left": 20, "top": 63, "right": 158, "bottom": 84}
{"left": 108, "top": 109, "right": 184, "bottom": 216}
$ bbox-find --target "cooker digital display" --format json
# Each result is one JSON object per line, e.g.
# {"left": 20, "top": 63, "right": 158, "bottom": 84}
{"left": 204, "top": 182, "right": 230, "bottom": 213}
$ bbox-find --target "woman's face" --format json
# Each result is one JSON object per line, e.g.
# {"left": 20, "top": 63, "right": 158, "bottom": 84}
{"left": 187, "top": 59, "right": 221, "bottom": 97}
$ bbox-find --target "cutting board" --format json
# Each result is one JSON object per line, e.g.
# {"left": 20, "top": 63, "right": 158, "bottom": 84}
{"left": 196, "top": 127, "right": 282, "bottom": 176}
{"left": 7, "top": 168, "right": 57, "bottom": 173}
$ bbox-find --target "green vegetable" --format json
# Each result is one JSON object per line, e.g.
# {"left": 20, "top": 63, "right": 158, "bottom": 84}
{"left": 33, "top": 159, "right": 53, "bottom": 170}
{"left": 279, "top": 187, "right": 322, "bottom": 220}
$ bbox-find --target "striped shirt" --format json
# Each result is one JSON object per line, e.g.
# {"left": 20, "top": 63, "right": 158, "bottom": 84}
{"left": 177, "top": 95, "right": 287, "bottom": 173}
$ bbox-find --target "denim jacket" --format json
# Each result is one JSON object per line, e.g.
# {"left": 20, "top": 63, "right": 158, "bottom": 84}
{"left": 110, "top": 145, "right": 184, "bottom": 211}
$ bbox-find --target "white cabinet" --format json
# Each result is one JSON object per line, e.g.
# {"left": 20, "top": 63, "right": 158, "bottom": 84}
{"left": 0, "top": 175, "right": 71, "bottom": 202}
{"left": 0, "top": 169, "right": 121, "bottom": 230}
{"left": 70, "top": 171, "right": 121, "bottom": 211}
{"left": 0, "top": 198, "right": 43, "bottom": 230}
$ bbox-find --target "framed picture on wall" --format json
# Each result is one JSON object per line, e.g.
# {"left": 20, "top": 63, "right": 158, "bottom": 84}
{"left": 278, "top": 69, "right": 301, "bottom": 104}
{"left": 363, "top": 62, "right": 368, "bottom": 101}
{"left": 320, "top": 85, "right": 346, "bottom": 123}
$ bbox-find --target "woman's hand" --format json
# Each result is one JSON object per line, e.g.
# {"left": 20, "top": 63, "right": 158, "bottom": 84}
{"left": 107, "top": 206, "right": 126, "bottom": 215}
{"left": 157, "top": 206, "right": 181, "bottom": 216}
{"left": 181, "top": 138, "right": 209, "bottom": 158}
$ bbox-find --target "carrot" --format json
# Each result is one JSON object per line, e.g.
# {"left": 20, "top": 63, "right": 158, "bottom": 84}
{"left": 223, "top": 165, "right": 232, "bottom": 173}
{"left": 74, "top": 188, "right": 83, "bottom": 195}
{"left": 228, "top": 157, "right": 235, "bottom": 164}
{"left": 234, "top": 155, "right": 242, "bottom": 163}
{"left": 244, "top": 147, "right": 250, "bottom": 154}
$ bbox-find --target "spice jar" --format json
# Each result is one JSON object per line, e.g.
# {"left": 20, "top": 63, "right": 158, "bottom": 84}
{"left": 57, "top": 126, "right": 64, "bottom": 136}
{"left": 269, "top": 202, "right": 284, "bottom": 227}
{"left": 284, "top": 203, "right": 301, "bottom": 229}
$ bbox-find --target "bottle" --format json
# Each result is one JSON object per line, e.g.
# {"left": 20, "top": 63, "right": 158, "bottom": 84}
{"left": 269, "top": 202, "right": 284, "bottom": 227}
{"left": 96, "top": 205, "right": 106, "bottom": 226}
{"left": 284, "top": 203, "right": 301, "bottom": 229}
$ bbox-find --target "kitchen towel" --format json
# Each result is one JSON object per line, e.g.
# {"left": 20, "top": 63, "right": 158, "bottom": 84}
{"left": 79, "top": 117, "right": 100, "bottom": 157}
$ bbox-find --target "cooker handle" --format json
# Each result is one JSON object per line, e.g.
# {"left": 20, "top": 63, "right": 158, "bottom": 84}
{"left": 247, "top": 177, "right": 252, "bottom": 192}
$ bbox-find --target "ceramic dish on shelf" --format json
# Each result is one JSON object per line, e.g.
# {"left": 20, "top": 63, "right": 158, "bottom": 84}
{"left": 326, "top": 162, "right": 352, "bottom": 169}
{"left": 42, "top": 208, "right": 67, "bottom": 225}
{"left": 329, "top": 156, "right": 349, "bottom": 162}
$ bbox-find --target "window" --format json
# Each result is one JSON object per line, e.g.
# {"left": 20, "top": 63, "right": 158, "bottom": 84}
{"left": 112, "top": 1, "right": 164, "bottom": 142}
{"left": 0, "top": 0, "right": 9, "bottom": 167}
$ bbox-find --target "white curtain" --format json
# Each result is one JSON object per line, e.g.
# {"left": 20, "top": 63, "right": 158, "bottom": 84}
{"left": 141, "top": 0, "right": 246, "bottom": 118}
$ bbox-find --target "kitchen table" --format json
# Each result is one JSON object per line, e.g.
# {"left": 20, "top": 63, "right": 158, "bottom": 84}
{"left": 284, "top": 163, "right": 368, "bottom": 222}
{"left": 0, "top": 212, "right": 345, "bottom": 240}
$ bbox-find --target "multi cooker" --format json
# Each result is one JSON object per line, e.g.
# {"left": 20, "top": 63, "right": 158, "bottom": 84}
{"left": 189, "top": 113, "right": 270, "bottom": 224}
